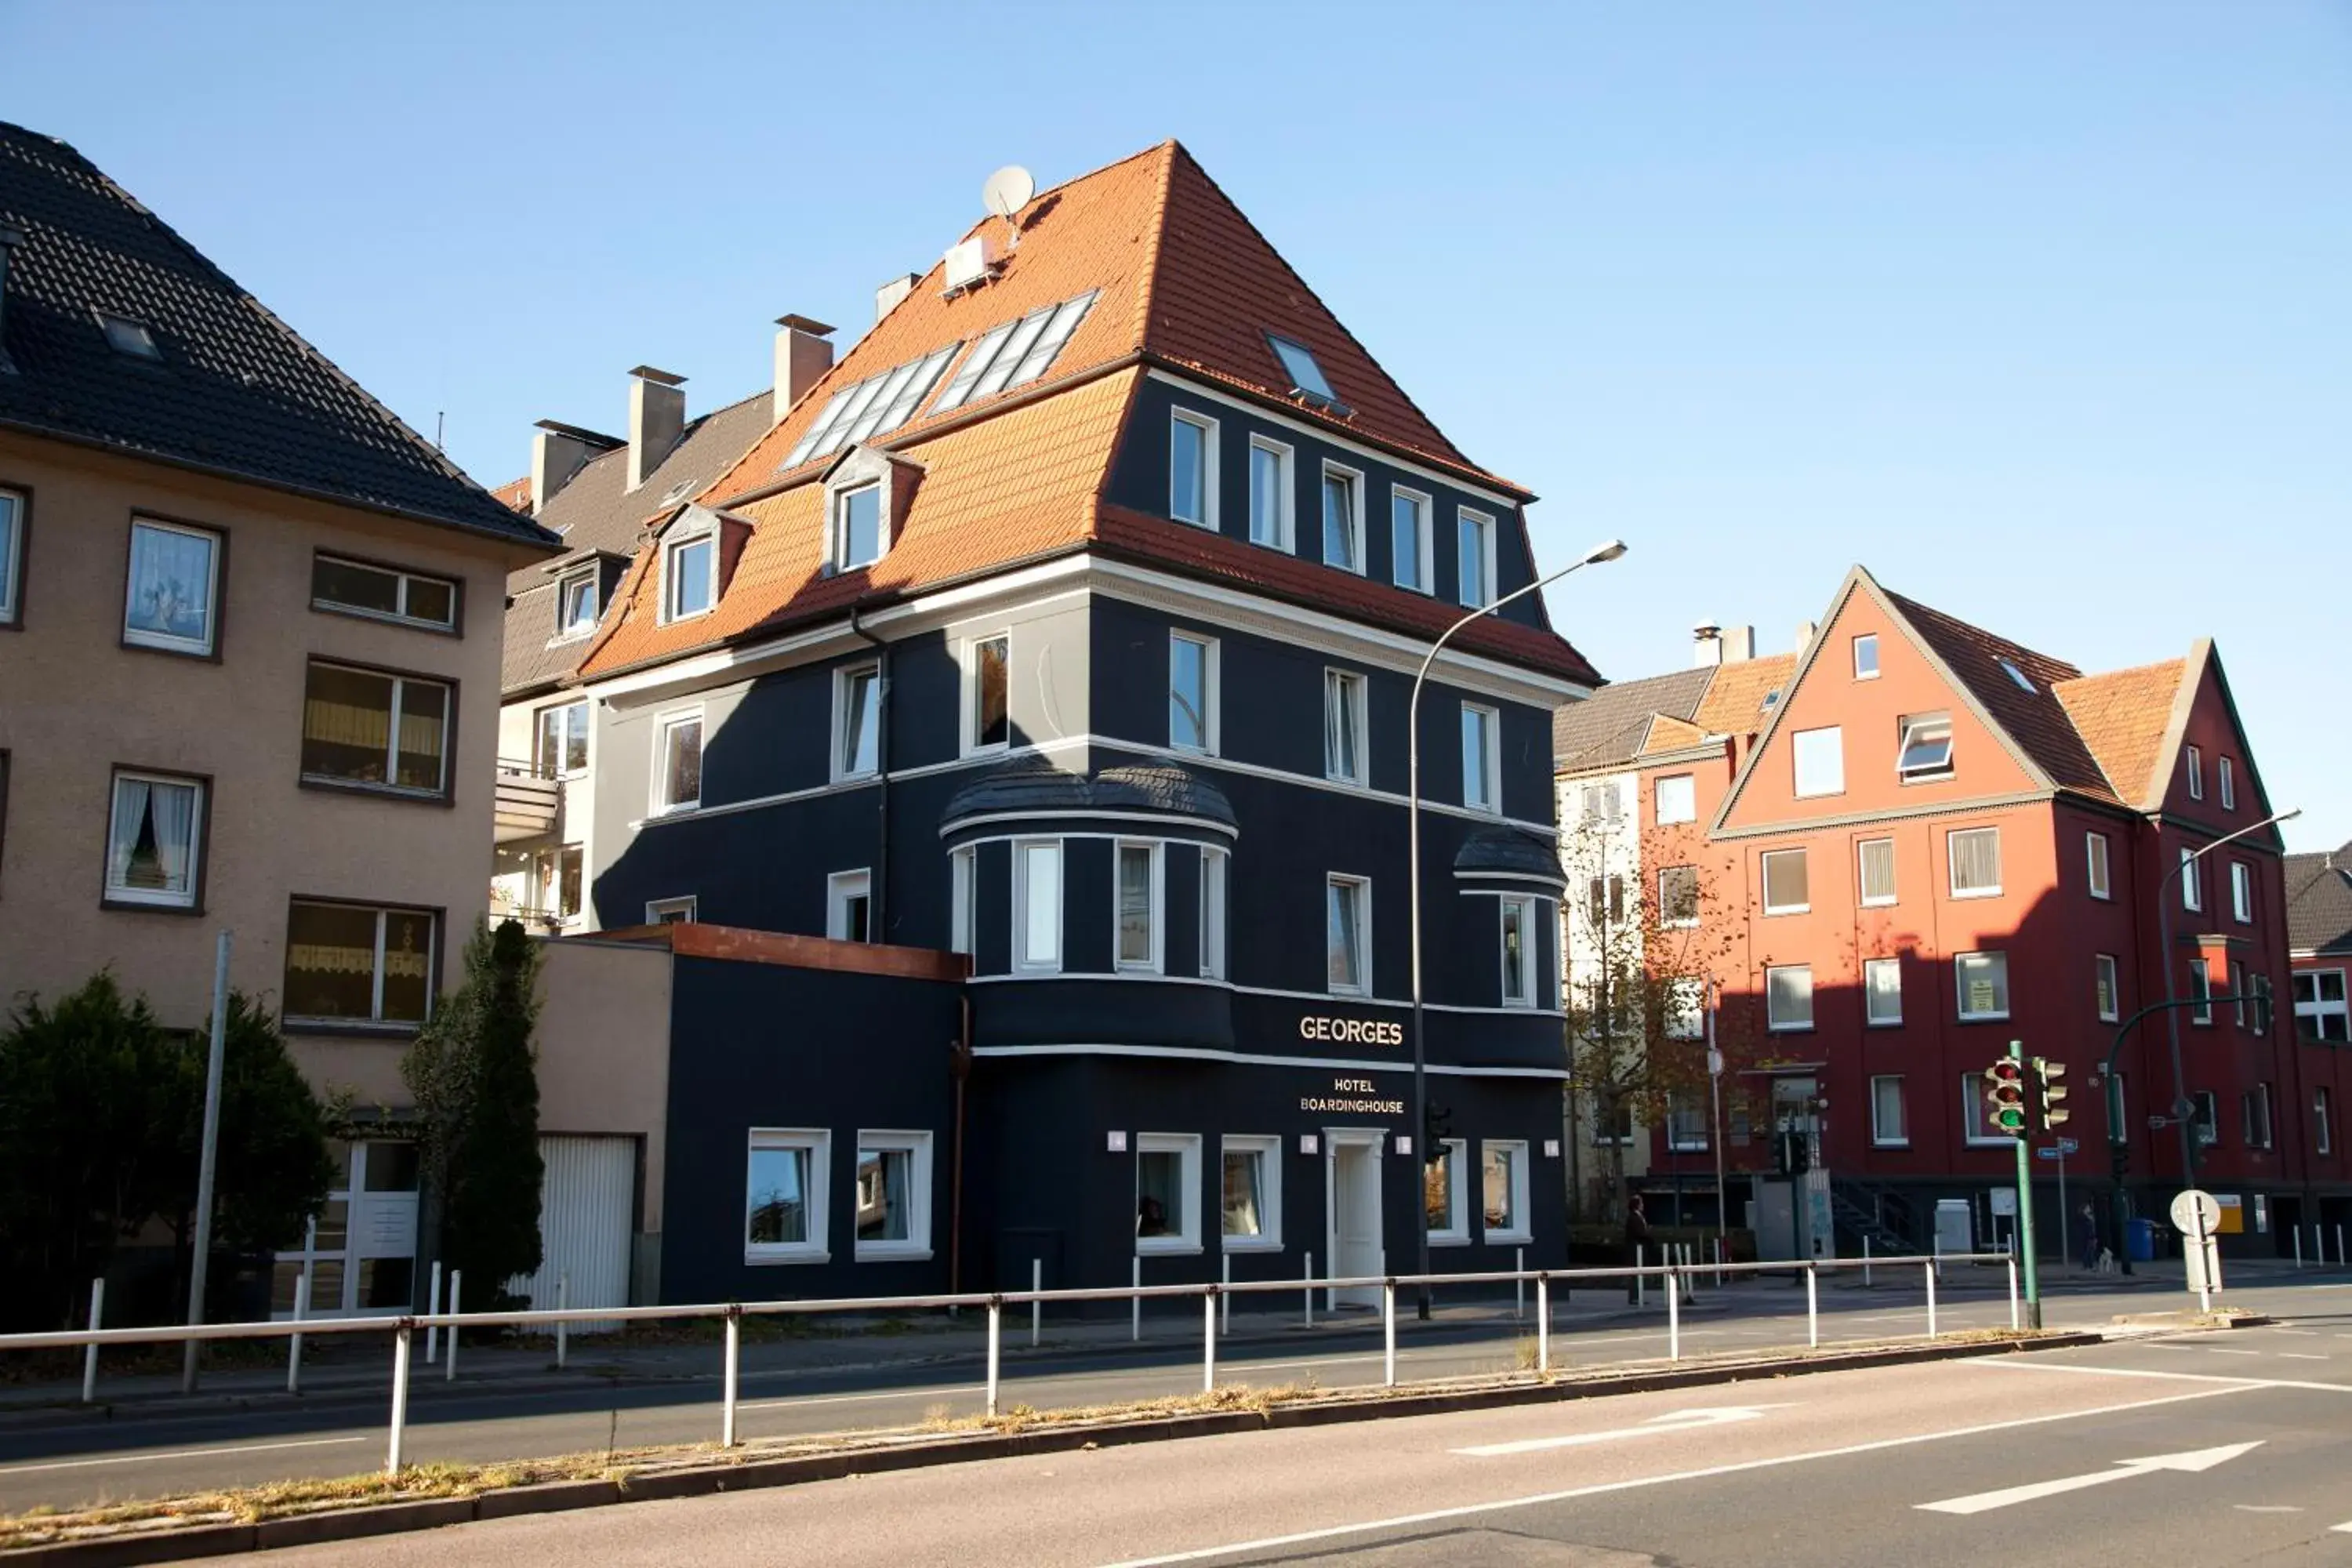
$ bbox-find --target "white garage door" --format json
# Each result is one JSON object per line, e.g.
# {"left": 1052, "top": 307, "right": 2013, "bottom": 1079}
{"left": 514, "top": 1135, "right": 636, "bottom": 1333}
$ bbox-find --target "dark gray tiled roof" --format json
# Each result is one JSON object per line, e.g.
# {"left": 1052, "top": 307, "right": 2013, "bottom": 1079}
{"left": 0, "top": 122, "right": 557, "bottom": 551}
{"left": 2286, "top": 848, "right": 2352, "bottom": 956}
{"left": 942, "top": 757, "right": 1236, "bottom": 830}
{"left": 501, "top": 390, "right": 774, "bottom": 696}
{"left": 1552, "top": 665, "right": 1714, "bottom": 771}
{"left": 1453, "top": 826, "right": 1566, "bottom": 885}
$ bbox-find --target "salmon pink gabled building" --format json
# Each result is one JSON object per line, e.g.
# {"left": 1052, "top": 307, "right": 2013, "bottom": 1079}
{"left": 1557, "top": 566, "right": 2315, "bottom": 1258}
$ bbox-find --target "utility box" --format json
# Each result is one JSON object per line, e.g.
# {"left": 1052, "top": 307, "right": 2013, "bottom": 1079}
{"left": 1934, "top": 1199, "right": 1973, "bottom": 1258}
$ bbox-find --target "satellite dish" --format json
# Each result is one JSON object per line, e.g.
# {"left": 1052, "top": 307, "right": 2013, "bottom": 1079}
{"left": 982, "top": 165, "right": 1036, "bottom": 222}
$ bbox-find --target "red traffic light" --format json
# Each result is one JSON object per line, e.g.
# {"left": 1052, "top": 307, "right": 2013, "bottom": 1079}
{"left": 1981, "top": 1058, "right": 2027, "bottom": 1136}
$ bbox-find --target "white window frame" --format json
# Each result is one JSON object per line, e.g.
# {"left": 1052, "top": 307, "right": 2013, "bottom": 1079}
{"left": 1168, "top": 409, "right": 1219, "bottom": 530}
{"left": 1112, "top": 839, "right": 1164, "bottom": 974}
{"left": 1198, "top": 844, "right": 1228, "bottom": 980}
{"left": 1664, "top": 977, "right": 1704, "bottom": 1040}
{"left": 2188, "top": 960, "right": 2212, "bottom": 1025}
{"left": 961, "top": 631, "right": 1012, "bottom": 757}
{"left": 1135, "top": 1132, "right": 1203, "bottom": 1255}
{"left": 830, "top": 480, "right": 887, "bottom": 572}
{"left": 1792, "top": 726, "right": 1845, "bottom": 798}
{"left": 2181, "top": 847, "right": 2204, "bottom": 914}
{"left": 1947, "top": 826, "right": 2003, "bottom": 899}
{"left": 645, "top": 895, "right": 697, "bottom": 924}
{"left": 312, "top": 553, "right": 460, "bottom": 633}
{"left": 554, "top": 567, "right": 597, "bottom": 639}
{"left": 536, "top": 699, "right": 590, "bottom": 780}
{"left": 1326, "top": 873, "right": 1371, "bottom": 997}
{"left": 1323, "top": 667, "right": 1367, "bottom": 786}
{"left": 299, "top": 659, "right": 454, "bottom": 798}
{"left": 1319, "top": 460, "right": 1366, "bottom": 574}
{"left": 1428, "top": 1138, "right": 1469, "bottom": 1246}
{"left": 1247, "top": 435, "right": 1294, "bottom": 551}
{"left": 2296, "top": 969, "right": 2348, "bottom": 1044}
{"left": 744, "top": 1128, "right": 829, "bottom": 1265}
{"left": 949, "top": 846, "right": 975, "bottom": 957}
{"left": 1864, "top": 956, "right": 1903, "bottom": 1027}
{"left": 533, "top": 842, "right": 584, "bottom": 922}
{"left": 852, "top": 1130, "right": 933, "bottom": 1261}
{"left": 1168, "top": 630, "right": 1219, "bottom": 755}
{"left": 651, "top": 708, "right": 704, "bottom": 815}
{"left": 1218, "top": 1134, "right": 1283, "bottom": 1252}
{"left": 2230, "top": 860, "right": 2254, "bottom": 924}
{"left": 2219, "top": 756, "right": 2236, "bottom": 810}
{"left": 1655, "top": 773, "right": 1697, "bottom": 826}
{"left": 1455, "top": 507, "right": 1494, "bottom": 609}
{"left": 2095, "top": 953, "right": 2120, "bottom": 1022}
{"left": 1461, "top": 702, "right": 1501, "bottom": 813}
{"left": 659, "top": 525, "right": 717, "bottom": 624}
{"left": 1871, "top": 1075, "right": 1908, "bottom": 1147}
{"left": 1857, "top": 837, "right": 1896, "bottom": 907}
{"left": 1479, "top": 1138, "right": 1533, "bottom": 1243}
{"left": 2086, "top": 832, "right": 2112, "bottom": 900}
{"left": 282, "top": 902, "right": 438, "bottom": 1027}
{"left": 832, "top": 661, "right": 882, "bottom": 782}
{"left": 1664, "top": 1099, "right": 1709, "bottom": 1154}
{"left": 0, "top": 485, "right": 22, "bottom": 626}
{"left": 1658, "top": 865, "right": 1700, "bottom": 930}
{"left": 1499, "top": 894, "right": 1537, "bottom": 1008}
{"left": 122, "top": 516, "right": 222, "bottom": 656}
{"left": 103, "top": 768, "right": 205, "bottom": 909}
{"left": 827, "top": 868, "right": 873, "bottom": 942}
{"left": 2185, "top": 745, "right": 2204, "bottom": 800}
{"left": 1896, "top": 713, "right": 1955, "bottom": 782}
{"left": 1012, "top": 838, "right": 1062, "bottom": 973}
{"left": 1766, "top": 964, "right": 1814, "bottom": 1032}
{"left": 2317, "top": 1087, "right": 2334, "bottom": 1156}
{"left": 2192, "top": 1091, "right": 2220, "bottom": 1147}
{"left": 1389, "top": 485, "right": 1432, "bottom": 593}
{"left": 1761, "top": 847, "right": 1809, "bottom": 916}
{"left": 1852, "top": 633, "right": 1879, "bottom": 680}
{"left": 1955, "top": 950, "right": 2011, "bottom": 1022}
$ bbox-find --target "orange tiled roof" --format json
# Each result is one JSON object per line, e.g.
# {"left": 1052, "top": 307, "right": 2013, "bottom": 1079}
{"left": 1692, "top": 653, "right": 1798, "bottom": 735}
{"left": 1642, "top": 715, "right": 1709, "bottom": 754}
{"left": 1881, "top": 588, "right": 2118, "bottom": 802}
{"left": 489, "top": 475, "right": 532, "bottom": 514}
{"left": 2053, "top": 658, "right": 2187, "bottom": 808}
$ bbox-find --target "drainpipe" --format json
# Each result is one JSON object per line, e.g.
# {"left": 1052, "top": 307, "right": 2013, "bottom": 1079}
{"left": 951, "top": 993, "right": 972, "bottom": 1295}
{"left": 848, "top": 604, "right": 891, "bottom": 938}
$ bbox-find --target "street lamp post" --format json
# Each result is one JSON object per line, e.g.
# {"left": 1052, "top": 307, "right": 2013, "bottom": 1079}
{"left": 1407, "top": 538, "right": 1626, "bottom": 1320}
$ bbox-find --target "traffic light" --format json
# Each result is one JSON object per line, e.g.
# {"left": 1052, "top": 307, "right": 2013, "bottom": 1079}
{"left": 1774, "top": 1128, "right": 1810, "bottom": 1175}
{"left": 1982, "top": 1058, "right": 2027, "bottom": 1138}
{"left": 2032, "top": 1058, "right": 2070, "bottom": 1132}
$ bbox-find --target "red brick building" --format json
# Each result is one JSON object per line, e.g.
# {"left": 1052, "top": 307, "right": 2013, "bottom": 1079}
{"left": 1555, "top": 566, "right": 2325, "bottom": 1256}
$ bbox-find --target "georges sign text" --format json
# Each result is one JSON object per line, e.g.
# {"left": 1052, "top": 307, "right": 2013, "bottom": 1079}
{"left": 1301, "top": 1076, "right": 1406, "bottom": 1116}
{"left": 1298, "top": 1014, "right": 1404, "bottom": 1047}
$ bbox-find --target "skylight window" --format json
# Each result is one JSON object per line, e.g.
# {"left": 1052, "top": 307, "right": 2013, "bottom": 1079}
{"left": 932, "top": 291, "right": 1099, "bottom": 416}
{"left": 1998, "top": 656, "right": 2036, "bottom": 694}
{"left": 98, "top": 313, "right": 161, "bottom": 360}
{"left": 1267, "top": 334, "right": 1349, "bottom": 414}
{"left": 779, "top": 343, "right": 964, "bottom": 470}
{"left": 1898, "top": 713, "right": 1955, "bottom": 780}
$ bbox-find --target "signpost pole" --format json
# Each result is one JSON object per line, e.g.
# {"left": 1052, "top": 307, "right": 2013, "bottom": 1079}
{"left": 2010, "top": 1041, "right": 2042, "bottom": 1329}
{"left": 2055, "top": 1143, "right": 2069, "bottom": 1276}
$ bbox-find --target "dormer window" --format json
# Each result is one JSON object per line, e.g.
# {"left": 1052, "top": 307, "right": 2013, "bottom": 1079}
{"left": 662, "top": 528, "right": 717, "bottom": 622}
{"left": 556, "top": 570, "right": 598, "bottom": 637}
{"left": 98, "top": 312, "right": 162, "bottom": 361}
{"left": 833, "top": 481, "right": 884, "bottom": 572}
{"left": 1267, "top": 334, "right": 1350, "bottom": 415}
{"left": 1898, "top": 712, "right": 1955, "bottom": 781}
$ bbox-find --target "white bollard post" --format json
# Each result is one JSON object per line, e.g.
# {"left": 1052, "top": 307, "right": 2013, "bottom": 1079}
{"left": 2295, "top": 1228, "right": 2304, "bottom": 1269}
{"left": 82, "top": 1278, "right": 103, "bottom": 1405}
{"left": 387, "top": 1322, "right": 412, "bottom": 1476}
{"left": 2007, "top": 1253, "right": 2020, "bottom": 1330}
{"left": 1537, "top": 1275, "right": 1551, "bottom": 1372}
{"left": 985, "top": 1301, "right": 1001, "bottom": 1417}
{"left": 1668, "top": 1262, "right": 1682, "bottom": 1361}
{"left": 425, "top": 1260, "right": 441, "bottom": 1364}
{"left": 1933, "top": 1236, "right": 1943, "bottom": 1282}
{"left": 1132, "top": 1257, "right": 1142, "bottom": 1343}
{"left": 1203, "top": 1290, "right": 1218, "bottom": 1392}
{"left": 555, "top": 1274, "right": 568, "bottom": 1370}
{"left": 288, "top": 1266, "right": 309, "bottom": 1394}
{"left": 445, "top": 1271, "right": 459, "bottom": 1381}
{"left": 721, "top": 1312, "right": 740, "bottom": 1446}
{"left": 2338, "top": 1225, "right": 2347, "bottom": 1269}
{"left": 1863, "top": 1235, "right": 1872, "bottom": 1290}
{"left": 1031, "top": 1258, "right": 1042, "bottom": 1348}
{"left": 1635, "top": 1243, "right": 1645, "bottom": 1308}
{"left": 1305, "top": 1252, "right": 1315, "bottom": 1329}
{"left": 1383, "top": 1281, "right": 1397, "bottom": 1387}
{"left": 1221, "top": 1254, "right": 1232, "bottom": 1336}
{"left": 1925, "top": 1260, "right": 1938, "bottom": 1337}
{"left": 1805, "top": 1262, "right": 1818, "bottom": 1348}
{"left": 1515, "top": 1247, "right": 1525, "bottom": 1321}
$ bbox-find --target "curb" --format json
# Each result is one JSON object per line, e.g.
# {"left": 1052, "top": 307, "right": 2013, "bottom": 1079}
{"left": 1, "top": 1330, "right": 2100, "bottom": 1565}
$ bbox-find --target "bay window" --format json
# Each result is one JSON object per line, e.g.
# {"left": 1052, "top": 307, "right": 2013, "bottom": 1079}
{"left": 1014, "top": 839, "right": 1062, "bottom": 971}
{"left": 1499, "top": 895, "right": 1536, "bottom": 1007}
{"left": 1114, "top": 840, "right": 1161, "bottom": 971}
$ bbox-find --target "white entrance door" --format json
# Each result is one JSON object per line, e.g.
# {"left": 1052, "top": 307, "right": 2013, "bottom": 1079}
{"left": 1325, "top": 1131, "right": 1385, "bottom": 1310}
{"left": 514, "top": 1134, "right": 637, "bottom": 1332}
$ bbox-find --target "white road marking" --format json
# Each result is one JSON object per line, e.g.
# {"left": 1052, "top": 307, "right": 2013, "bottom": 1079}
{"left": 2235, "top": 1505, "right": 2301, "bottom": 1513}
{"left": 0, "top": 1436, "right": 367, "bottom": 1477}
{"left": 2280, "top": 1353, "right": 2328, "bottom": 1361}
{"left": 742, "top": 1384, "right": 985, "bottom": 1412}
{"left": 1917, "top": 1442, "right": 2260, "bottom": 1515}
{"left": 1094, "top": 1385, "right": 2252, "bottom": 1567}
{"left": 1978, "top": 1361, "right": 2352, "bottom": 1394}
{"left": 1452, "top": 1404, "right": 1791, "bottom": 1457}
{"left": 2333, "top": 1520, "right": 2352, "bottom": 1534}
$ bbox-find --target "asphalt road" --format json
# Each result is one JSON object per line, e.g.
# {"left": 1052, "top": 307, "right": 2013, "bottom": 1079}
{"left": 238, "top": 1312, "right": 2352, "bottom": 1567}
{"left": 2, "top": 1273, "right": 2343, "bottom": 1519}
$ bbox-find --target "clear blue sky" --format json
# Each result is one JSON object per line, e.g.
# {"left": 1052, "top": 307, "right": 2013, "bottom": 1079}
{"left": 9, "top": 4, "right": 2347, "bottom": 848}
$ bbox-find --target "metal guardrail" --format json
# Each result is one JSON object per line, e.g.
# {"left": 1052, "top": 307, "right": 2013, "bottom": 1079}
{"left": 0, "top": 1251, "right": 2017, "bottom": 1478}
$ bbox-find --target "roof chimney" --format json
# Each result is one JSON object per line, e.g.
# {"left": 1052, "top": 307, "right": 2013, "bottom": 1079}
{"left": 530, "top": 419, "right": 618, "bottom": 515}
{"left": 1692, "top": 622, "right": 1723, "bottom": 668}
{"left": 1722, "top": 626, "right": 1755, "bottom": 664}
{"left": 626, "top": 366, "right": 688, "bottom": 492}
{"left": 0, "top": 225, "right": 23, "bottom": 373}
{"left": 1795, "top": 619, "right": 1818, "bottom": 653}
{"left": 774, "top": 315, "right": 836, "bottom": 425}
{"left": 875, "top": 272, "right": 920, "bottom": 324}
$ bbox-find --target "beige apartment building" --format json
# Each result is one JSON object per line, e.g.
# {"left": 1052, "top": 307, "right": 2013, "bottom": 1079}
{"left": 0, "top": 122, "right": 557, "bottom": 1313}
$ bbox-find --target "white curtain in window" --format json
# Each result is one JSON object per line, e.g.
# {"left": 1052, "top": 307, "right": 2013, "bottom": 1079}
{"left": 1222, "top": 1150, "right": 1262, "bottom": 1236}
{"left": 109, "top": 776, "right": 197, "bottom": 894}
{"left": 127, "top": 525, "right": 214, "bottom": 639}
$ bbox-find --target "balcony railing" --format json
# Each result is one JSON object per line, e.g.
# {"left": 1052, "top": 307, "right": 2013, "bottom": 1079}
{"left": 494, "top": 757, "right": 560, "bottom": 844}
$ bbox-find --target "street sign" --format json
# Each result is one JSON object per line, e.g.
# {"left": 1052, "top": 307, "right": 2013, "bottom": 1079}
{"left": 2171, "top": 1189, "right": 2222, "bottom": 1235}
{"left": 2036, "top": 1147, "right": 2063, "bottom": 1161}
{"left": 2056, "top": 1137, "right": 2079, "bottom": 1154}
